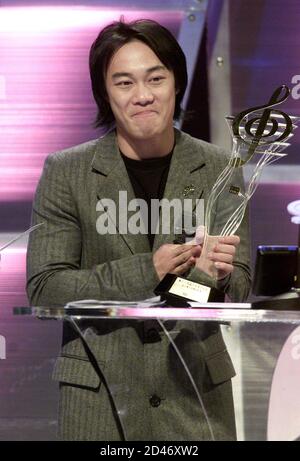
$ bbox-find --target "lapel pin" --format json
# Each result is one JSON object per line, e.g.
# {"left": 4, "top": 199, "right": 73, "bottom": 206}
{"left": 183, "top": 184, "right": 196, "bottom": 197}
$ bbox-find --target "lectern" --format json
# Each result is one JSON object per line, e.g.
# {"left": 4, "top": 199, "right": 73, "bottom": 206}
{"left": 10, "top": 303, "right": 300, "bottom": 441}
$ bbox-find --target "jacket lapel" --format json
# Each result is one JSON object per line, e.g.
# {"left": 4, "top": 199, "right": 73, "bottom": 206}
{"left": 91, "top": 130, "right": 151, "bottom": 255}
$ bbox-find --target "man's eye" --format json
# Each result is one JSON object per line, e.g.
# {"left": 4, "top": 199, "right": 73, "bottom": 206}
{"left": 116, "top": 81, "right": 132, "bottom": 87}
{"left": 150, "top": 76, "right": 165, "bottom": 83}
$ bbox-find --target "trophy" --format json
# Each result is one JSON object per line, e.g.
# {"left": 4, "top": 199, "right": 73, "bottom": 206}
{"left": 193, "top": 85, "right": 299, "bottom": 281}
{"left": 155, "top": 85, "right": 299, "bottom": 305}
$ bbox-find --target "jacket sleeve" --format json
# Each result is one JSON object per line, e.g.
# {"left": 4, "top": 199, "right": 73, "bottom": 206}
{"left": 26, "top": 154, "right": 160, "bottom": 306}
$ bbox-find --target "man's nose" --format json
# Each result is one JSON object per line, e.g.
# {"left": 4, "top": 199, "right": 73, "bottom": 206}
{"left": 132, "top": 83, "right": 154, "bottom": 105}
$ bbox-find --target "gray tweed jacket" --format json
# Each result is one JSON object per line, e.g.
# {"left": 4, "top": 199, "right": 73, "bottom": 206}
{"left": 26, "top": 129, "right": 251, "bottom": 441}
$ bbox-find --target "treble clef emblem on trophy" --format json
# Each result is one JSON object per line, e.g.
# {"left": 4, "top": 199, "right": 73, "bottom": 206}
{"left": 230, "top": 85, "right": 295, "bottom": 167}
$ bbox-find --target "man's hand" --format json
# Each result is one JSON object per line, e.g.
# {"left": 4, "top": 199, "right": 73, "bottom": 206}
{"left": 153, "top": 244, "right": 202, "bottom": 281}
{"left": 208, "top": 235, "right": 240, "bottom": 280}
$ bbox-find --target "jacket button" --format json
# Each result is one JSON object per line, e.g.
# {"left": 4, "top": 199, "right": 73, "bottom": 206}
{"left": 145, "top": 328, "right": 161, "bottom": 343}
{"left": 149, "top": 394, "right": 161, "bottom": 407}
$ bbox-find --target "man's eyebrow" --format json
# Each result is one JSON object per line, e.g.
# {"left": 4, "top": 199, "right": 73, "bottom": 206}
{"left": 111, "top": 65, "right": 167, "bottom": 80}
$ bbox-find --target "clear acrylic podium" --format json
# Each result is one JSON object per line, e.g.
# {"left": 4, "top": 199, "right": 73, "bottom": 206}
{"left": 10, "top": 304, "right": 300, "bottom": 441}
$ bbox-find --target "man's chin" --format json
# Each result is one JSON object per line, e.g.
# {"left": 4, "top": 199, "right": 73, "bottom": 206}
{"left": 130, "top": 128, "right": 158, "bottom": 140}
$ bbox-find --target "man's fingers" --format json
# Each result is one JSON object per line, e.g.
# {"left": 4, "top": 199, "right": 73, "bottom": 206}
{"left": 209, "top": 251, "right": 234, "bottom": 264}
{"left": 172, "top": 246, "right": 201, "bottom": 268}
{"left": 153, "top": 243, "right": 201, "bottom": 280}
{"left": 173, "top": 244, "right": 200, "bottom": 258}
{"left": 171, "top": 251, "right": 191, "bottom": 270}
{"left": 213, "top": 243, "right": 236, "bottom": 256}
{"left": 172, "top": 257, "right": 196, "bottom": 275}
{"left": 214, "top": 262, "right": 234, "bottom": 278}
{"left": 218, "top": 235, "right": 240, "bottom": 246}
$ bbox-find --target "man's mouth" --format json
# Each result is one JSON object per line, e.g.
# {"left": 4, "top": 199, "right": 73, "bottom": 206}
{"left": 132, "top": 110, "right": 157, "bottom": 118}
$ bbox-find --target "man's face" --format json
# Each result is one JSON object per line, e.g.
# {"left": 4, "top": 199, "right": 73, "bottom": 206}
{"left": 105, "top": 40, "right": 177, "bottom": 141}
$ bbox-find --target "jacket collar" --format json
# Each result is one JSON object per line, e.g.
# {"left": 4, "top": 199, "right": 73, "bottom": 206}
{"left": 91, "top": 128, "right": 121, "bottom": 176}
{"left": 91, "top": 128, "right": 206, "bottom": 177}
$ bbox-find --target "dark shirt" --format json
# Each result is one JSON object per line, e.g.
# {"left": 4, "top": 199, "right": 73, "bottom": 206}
{"left": 121, "top": 151, "right": 173, "bottom": 248}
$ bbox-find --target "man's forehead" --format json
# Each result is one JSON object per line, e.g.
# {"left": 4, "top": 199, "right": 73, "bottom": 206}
{"left": 107, "top": 41, "right": 167, "bottom": 75}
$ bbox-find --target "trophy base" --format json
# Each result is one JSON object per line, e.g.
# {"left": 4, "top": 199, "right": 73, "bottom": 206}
{"left": 252, "top": 289, "right": 300, "bottom": 311}
{"left": 154, "top": 273, "right": 225, "bottom": 307}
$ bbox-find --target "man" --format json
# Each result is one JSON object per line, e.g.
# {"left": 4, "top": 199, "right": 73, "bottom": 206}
{"left": 26, "top": 19, "right": 251, "bottom": 441}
